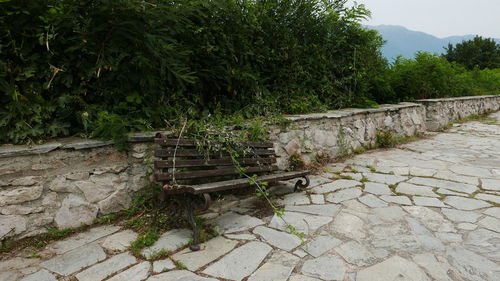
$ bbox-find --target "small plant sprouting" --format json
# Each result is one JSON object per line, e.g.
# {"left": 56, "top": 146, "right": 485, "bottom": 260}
{"left": 174, "top": 260, "right": 187, "bottom": 270}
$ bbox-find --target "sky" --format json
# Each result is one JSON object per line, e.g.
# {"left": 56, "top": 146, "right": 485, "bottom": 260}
{"left": 347, "top": 0, "right": 500, "bottom": 38}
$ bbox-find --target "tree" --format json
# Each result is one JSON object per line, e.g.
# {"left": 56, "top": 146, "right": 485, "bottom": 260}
{"left": 444, "top": 36, "right": 500, "bottom": 70}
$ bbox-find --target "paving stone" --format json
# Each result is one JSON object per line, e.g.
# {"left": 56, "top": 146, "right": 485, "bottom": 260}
{"left": 312, "top": 180, "right": 360, "bottom": 193}
{"left": 475, "top": 193, "right": 500, "bottom": 204}
{"left": 307, "top": 175, "right": 333, "bottom": 187}
{"left": 406, "top": 205, "right": 456, "bottom": 232}
{"left": 303, "top": 235, "right": 342, "bottom": 257}
{"left": 289, "top": 274, "right": 322, "bottom": 281}
{"left": 330, "top": 212, "right": 365, "bottom": 240}
{"left": 478, "top": 216, "right": 500, "bottom": 233}
{"left": 482, "top": 178, "right": 500, "bottom": 191}
{"left": 370, "top": 234, "right": 420, "bottom": 251}
{"left": 293, "top": 249, "right": 308, "bottom": 258}
{"left": 441, "top": 208, "right": 482, "bottom": 222}
{"left": 335, "top": 241, "right": 376, "bottom": 266}
{"left": 363, "top": 173, "right": 408, "bottom": 185}
{"left": 340, "top": 172, "right": 363, "bottom": 181}
{"left": 436, "top": 232, "right": 462, "bottom": 243}
{"left": 41, "top": 243, "right": 106, "bottom": 275}
{"left": 412, "top": 253, "right": 453, "bottom": 281}
{"left": 449, "top": 165, "right": 493, "bottom": 178}
{"left": 434, "top": 170, "right": 479, "bottom": 185}
{"left": 436, "top": 188, "right": 466, "bottom": 196}
{"left": 215, "top": 212, "right": 264, "bottom": 234}
{"left": 108, "top": 261, "right": 151, "bottom": 281}
{"left": 301, "top": 255, "right": 346, "bottom": 281}
{"left": 310, "top": 194, "right": 324, "bottom": 204}
{"left": 20, "top": 269, "right": 57, "bottom": 281}
{"left": 396, "top": 182, "right": 440, "bottom": 197}
{"left": 202, "top": 241, "right": 272, "bottom": 281}
{"left": 0, "top": 257, "right": 40, "bottom": 272}
{"left": 443, "top": 196, "right": 492, "bottom": 210}
{"left": 406, "top": 217, "right": 445, "bottom": 251}
{"left": 152, "top": 259, "right": 175, "bottom": 273}
{"left": 142, "top": 229, "right": 191, "bottom": 258}
{"left": 391, "top": 166, "right": 410, "bottom": 175}
{"left": 358, "top": 194, "right": 388, "bottom": 207}
{"left": 413, "top": 196, "right": 446, "bottom": 207}
{"left": 483, "top": 207, "right": 500, "bottom": 219}
{"left": 363, "top": 182, "right": 392, "bottom": 195}
{"left": 285, "top": 204, "right": 341, "bottom": 217}
{"left": 172, "top": 236, "right": 238, "bottom": 271}
{"left": 148, "top": 270, "right": 217, "bottom": 281}
{"left": 464, "top": 228, "right": 500, "bottom": 261}
{"left": 199, "top": 212, "right": 219, "bottom": 220}
{"left": 278, "top": 192, "right": 310, "bottom": 206}
{"left": 372, "top": 206, "right": 407, "bottom": 222}
{"left": 446, "top": 247, "right": 500, "bottom": 281}
{"left": 457, "top": 222, "right": 478, "bottom": 230}
{"left": 341, "top": 199, "right": 370, "bottom": 214}
{"left": 225, "top": 233, "right": 256, "bottom": 240}
{"left": 408, "top": 177, "right": 477, "bottom": 194}
{"left": 102, "top": 229, "right": 138, "bottom": 252}
{"left": 248, "top": 251, "right": 299, "bottom": 281}
{"left": 325, "top": 188, "right": 362, "bottom": 203}
{"left": 49, "top": 225, "right": 120, "bottom": 254}
{"left": 75, "top": 253, "right": 137, "bottom": 281}
{"left": 357, "top": 255, "right": 430, "bottom": 281}
{"left": 253, "top": 226, "right": 301, "bottom": 251}
{"left": 269, "top": 211, "right": 332, "bottom": 235}
{"left": 379, "top": 195, "right": 412, "bottom": 205}
{"left": 409, "top": 167, "right": 437, "bottom": 177}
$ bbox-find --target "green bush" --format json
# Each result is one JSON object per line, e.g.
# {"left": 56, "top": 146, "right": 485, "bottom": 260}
{"left": 1, "top": 1, "right": 498, "bottom": 144}
{"left": 0, "top": 0, "right": 386, "bottom": 144}
{"left": 371, "top": 52, "right": 499, "bottom": 102}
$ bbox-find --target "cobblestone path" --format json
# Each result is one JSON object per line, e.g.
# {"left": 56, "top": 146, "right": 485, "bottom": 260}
{"left": 2, "top": 112, "right": 500, "bottom": 281}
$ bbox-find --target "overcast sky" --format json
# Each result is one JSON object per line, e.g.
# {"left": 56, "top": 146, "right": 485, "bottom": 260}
{"left": 347, "top": 0, "right": 500, "bottom": 38}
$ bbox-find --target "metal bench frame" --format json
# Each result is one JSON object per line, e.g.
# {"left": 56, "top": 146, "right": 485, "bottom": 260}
{"left": 153, "top": 135, "right": 310, "bottom": 250}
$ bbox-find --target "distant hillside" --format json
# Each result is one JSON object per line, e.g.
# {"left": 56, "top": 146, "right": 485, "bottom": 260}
{"left": 368, "top": 25, "right": 500, "bottom": 61}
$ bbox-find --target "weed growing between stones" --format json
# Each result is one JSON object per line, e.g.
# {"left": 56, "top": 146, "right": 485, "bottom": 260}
{"left": 173, "top": 260, "right": 188, "bottom": 270}
{"left": 0, "top": 224, "right": 91, "bottom": 255}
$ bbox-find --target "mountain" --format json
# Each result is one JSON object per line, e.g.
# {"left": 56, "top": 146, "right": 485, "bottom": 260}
{"left": 368, "top": 25, "right": 500, "bottom": 61}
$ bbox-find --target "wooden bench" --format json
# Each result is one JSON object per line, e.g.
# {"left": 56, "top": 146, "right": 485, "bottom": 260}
{"left": 153, "top": 134, "right": 310, "bottom": 250}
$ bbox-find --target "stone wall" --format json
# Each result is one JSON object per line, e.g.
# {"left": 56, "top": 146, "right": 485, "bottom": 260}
{"left": 419, "top": 95, "right": 500, "bottom": 131}
{"left": 0, "top": 95, "right": 498, "bottom": 241}
{"left": 269, "top": 103, "right": 426, "bottom": 169}
{"left": 0, "top": 140, "right": 150, "bottom": 240}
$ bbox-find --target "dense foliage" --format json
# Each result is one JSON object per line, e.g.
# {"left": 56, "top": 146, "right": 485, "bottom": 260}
{"left": 1, "top": 0, "right": 385, "bottom": 143}
{"left": 372, "top": 53, "right": 500, "bottom": 102}
{"left": 0, "top": 0, "right": 499, "bottom": 144}
{"left": 444, "top": 36, "right": 500, "bottom": 70}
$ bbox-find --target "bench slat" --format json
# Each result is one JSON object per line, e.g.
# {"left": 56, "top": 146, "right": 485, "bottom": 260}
{"left": 154, "top": 157, "right": 276, "bottom": 168}
{"left": 154, "top": 148, "right": 275, "bottom": 158}
{"left": 155, "top": 138, "right": 274, "bottom": 148}
{"left": 155, "top": 165, "right": 279, "bottom": 181}
{"left": 162, "top": 170, "right": 310, "bottom": 194}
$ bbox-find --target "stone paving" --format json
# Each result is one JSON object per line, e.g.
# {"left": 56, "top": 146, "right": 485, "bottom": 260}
{"left": 1, "top": 112, "right": 500, "bottom": 281}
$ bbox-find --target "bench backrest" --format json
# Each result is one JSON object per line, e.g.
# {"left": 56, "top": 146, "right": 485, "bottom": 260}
{"left": 154, "top": 136, "right": 278, "bottom": 186}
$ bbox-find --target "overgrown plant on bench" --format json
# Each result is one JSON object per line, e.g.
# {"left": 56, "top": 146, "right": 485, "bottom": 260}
{"left": 154, "top": 120, "right": 310, "bottom": 250}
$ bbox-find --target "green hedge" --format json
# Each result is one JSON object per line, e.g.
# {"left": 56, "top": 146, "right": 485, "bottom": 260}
{"left": 1, "top": 0, "right": 386, "bottom": 144}
{"left": 1, "top": 0, "right": 498, "bottom": 144}
{"left": 371, "top": 52, "right": 500, "bottom": 103}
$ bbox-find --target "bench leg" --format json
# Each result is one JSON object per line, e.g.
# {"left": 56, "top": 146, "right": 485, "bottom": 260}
{"left": 185, "top": 195, "right": 201, "bottom": 251}
{"left": 294, "top": 176, "right": 310, "bottom": 192}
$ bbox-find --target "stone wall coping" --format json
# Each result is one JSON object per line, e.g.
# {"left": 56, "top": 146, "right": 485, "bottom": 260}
{"left": 417, "top": 95, "right": 499, "bottom": 103}
{"left": 284, "top": 102, "right": 421, "bottom": 121}
{"left": 0, "top": 132, "right": 167, "bottom": 159}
